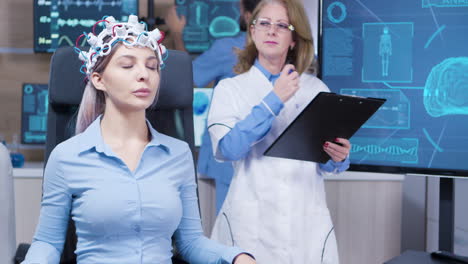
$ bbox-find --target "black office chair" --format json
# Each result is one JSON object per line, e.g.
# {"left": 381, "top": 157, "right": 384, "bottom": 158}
{"left": 15, "top": 47, "right": 194, "bottom": 264}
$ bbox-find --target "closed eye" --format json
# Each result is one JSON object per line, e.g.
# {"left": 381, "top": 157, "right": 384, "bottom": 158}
{"left": 146, "top": 64, "right": 158, "bottom": 70}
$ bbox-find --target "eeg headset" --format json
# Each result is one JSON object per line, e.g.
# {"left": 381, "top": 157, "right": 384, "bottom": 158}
{"left": 74, "top": 15, "right": 167, "bottom": 75}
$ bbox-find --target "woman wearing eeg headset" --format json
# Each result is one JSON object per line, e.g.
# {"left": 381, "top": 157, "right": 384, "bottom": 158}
{"left": 207, "top": 0, "right": 351, "bottom": 263}
{"left": 22, "top": 15, "right": 255, "bottom": 264}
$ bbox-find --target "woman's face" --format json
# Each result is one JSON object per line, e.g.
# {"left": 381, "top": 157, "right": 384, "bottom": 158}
{"left": 92, "top": 45, "right": 160, "bottom": 112}
{"left": 250, "top": 3, "right": 295, "bottom": 63}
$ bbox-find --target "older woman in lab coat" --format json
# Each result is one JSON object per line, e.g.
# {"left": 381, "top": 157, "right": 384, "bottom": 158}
{"left": 207, "top": 0, "right": 352, "bottom": 263}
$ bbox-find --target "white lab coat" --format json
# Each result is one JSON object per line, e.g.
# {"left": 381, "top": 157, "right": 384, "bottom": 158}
{"left": 208, "top": 66, "right": 340, "bottom": 264}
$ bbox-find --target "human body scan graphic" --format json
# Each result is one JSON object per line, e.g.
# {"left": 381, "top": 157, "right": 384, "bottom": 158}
{"left": 362, "top": 22, "right": 412, "bottom": 83}
{"left": 379, "top": 26, "right": 392, "bottom": 76}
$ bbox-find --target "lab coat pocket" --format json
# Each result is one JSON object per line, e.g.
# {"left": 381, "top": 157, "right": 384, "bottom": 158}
{"left": 215, "top": 211, "right": 236, "bottom": 247}
{"left": 321, "top": 226, "right": 339, "bottom": 264}
{"left": 223, "top": 202, "right": 259, "bottom": 250}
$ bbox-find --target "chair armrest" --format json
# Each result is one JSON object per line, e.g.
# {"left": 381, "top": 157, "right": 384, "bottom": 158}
{"left": 15, "top": 243, "right": 30, "bottom": 264}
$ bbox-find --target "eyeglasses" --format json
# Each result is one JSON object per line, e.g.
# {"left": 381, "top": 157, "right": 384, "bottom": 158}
{"left": 252, "top": 18, "right": 295, "bottom": 33}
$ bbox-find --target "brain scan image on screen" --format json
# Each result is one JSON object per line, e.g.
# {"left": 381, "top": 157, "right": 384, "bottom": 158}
{"left": 193, "top": 88, "right": 214, "bottom": 147}
{"left": 424, "top": 57, "right": 468, "bottom": 117}
{"left": 194, "top": 90, "right": 210, "bottom": 115}
{"left": 209, "top": 16, "right": 240, "bottom": 38}
{"left": 177, "top": 0, "right": 240, "bottom": 52}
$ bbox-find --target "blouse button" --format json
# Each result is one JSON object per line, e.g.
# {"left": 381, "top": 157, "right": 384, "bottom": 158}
{"left": 134, "top": 224, "right": 141, "bottom": 233}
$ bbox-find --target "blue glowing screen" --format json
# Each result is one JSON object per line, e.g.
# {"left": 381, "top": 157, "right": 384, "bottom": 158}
{"left": 193, "top": 88, "right": 213, "bottom": 147}
{"left": 21, "top": 84, "right": 48, "bottom": 144}
{"left": 320, "top": 0, "right": 468, "bottom": 175}
{"left": 176, "top": 0, "right": 241, "bottom": 53}
{"left": 34, "top": 0, "right": 138, "bottom": 52}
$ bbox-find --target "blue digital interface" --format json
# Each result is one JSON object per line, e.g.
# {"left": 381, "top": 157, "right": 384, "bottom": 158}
{"left": 34, "top": 0, "right": 138, "bottom": 52}
{"left": 193, "top": 88, "right": 213, "bottom": 147}
{"left": 320, "top": 0, "right": 468, "bottom": 175}
{"left": 176, "top": 0, "right": 241, "bottom": 53}
{"left": 21, "top": 84, "right": 48, "bottom": 144}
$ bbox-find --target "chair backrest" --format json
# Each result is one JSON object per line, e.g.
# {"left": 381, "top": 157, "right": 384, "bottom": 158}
{"left": 0, "top": 144, "right": 16, "bottom": 264}
{"left": 46, "top": 46, "right": 194, "bottom": 263}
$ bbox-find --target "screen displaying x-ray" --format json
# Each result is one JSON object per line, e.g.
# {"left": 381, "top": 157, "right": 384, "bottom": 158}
{"left": 176, "top": 0, "right": 241, "bottom": 53}
{"left": 193, "top": 88, "right": 214, "bottom": 147}
{"left": 21, "top": 84, "right": 48, "bottom": 144}
{"left": 34, "top": 0, "right": 138, "bottom": 52}
{"left": 319, "top": 0, "right": 468, "bottom": 175}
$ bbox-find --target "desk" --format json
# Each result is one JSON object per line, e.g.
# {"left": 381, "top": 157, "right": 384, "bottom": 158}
{"left": 385, "top": 250, "right": 453, "bottom": 264}
{"left": 13, "top": 162, "right": 43, "bottom": 178}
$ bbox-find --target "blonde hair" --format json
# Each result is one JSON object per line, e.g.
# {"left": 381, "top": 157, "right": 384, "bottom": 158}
{"left": 75, "top": 53, "right": 111, "bottom": 134}
{"left": 234, "top": 0, "right": 314, "bottom": 75}
{"left": 75, "top": 42, "right": 160, "bottom": 134}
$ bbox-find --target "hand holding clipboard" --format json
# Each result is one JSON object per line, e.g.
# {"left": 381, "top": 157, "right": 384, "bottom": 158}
{"left": 323, "top": 137, "right": 352, "bottom": 163}
{"left": 264, "top": 92, "right": 386, "bottom": 163}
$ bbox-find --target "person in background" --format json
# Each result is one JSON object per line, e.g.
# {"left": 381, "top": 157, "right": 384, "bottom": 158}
{"left": 207, "top": 0, "right": 351, "bottom": 262}
{"left": 22, "top": 15, "right": 255, "bottom": 264}
{"left": 165, "top": 0, "right": 261, "bottom": 213}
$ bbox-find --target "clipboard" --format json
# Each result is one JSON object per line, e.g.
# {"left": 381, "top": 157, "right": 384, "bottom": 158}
{"left": 264, "top": 92, "right": 386, "bottom": 163}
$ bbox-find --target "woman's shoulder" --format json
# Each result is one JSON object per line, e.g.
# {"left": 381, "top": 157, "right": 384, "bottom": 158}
{"left": 216, "top": 67, "right": 258, "bottom": 91}
{"left": 300, "top": 72, "right": 330, "bottom": 91}
{"left": 156, "top": 132, "right": 189, "bottom": 148}
{"left": 151, "top": 131, "right": 192, "bottom": 158}
{"left": 47, "top": 134, "right": 83, "bottom": 160}
{"left": 43, "top": 134, "right": 84, "bottom": 174}
{"left": 214, "top": 76, "right": 241, "bottom": 96}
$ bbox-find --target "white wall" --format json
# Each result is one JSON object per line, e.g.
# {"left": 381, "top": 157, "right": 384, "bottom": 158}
{"left": 302, "top": 0, "right": 319, "bottom": 54}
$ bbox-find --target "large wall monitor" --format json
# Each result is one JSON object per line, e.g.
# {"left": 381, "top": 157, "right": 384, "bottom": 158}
{"left": 34, "top": 0, "right": 138, "bottom": 52}
{"left": 21, "top": 84, "right": 48, "bottom": 144}
{"left": 319, "top": 0, "right": 468, "bottom": 176}
{"left": 176, "top": 0, "right": 240, "bottom": 53}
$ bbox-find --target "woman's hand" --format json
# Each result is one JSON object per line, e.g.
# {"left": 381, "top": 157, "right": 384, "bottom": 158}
{"left": 323, "top": 138, "right": 351, "bottom": 162}
{"left": 273, "top": 64, "right": 300, "bottom": 103}
{"left": 233, "top": 253, "right": 256, "bottom": 264}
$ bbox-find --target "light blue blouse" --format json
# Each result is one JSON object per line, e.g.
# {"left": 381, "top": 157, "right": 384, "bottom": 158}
{"left": 23, "top": 117, "right": 244, "bottom": 264}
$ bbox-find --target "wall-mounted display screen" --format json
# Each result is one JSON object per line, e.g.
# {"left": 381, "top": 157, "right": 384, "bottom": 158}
{"left": 319, "top": 0, "right": 468, "bottom": 176}
{"left": 193, "top": 88, "right": 214, "bottom": 147}
{"left": 34, "top": 0, "right": 138, "bottom": 52}
{"left": 176, "top": 0, "right": 241, "bottom": 53}
{"left": 21, "top": 84, "right": 48, "bottom": 144}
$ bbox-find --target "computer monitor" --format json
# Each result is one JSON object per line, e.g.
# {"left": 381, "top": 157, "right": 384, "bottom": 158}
{"left": 21, "top": 84, "right": 48, "bottom": 144}
{"left": 176, "top": 0, "right": 241, "bottom": 53}
{"left": 34, "top": 0, "right": 139, "bottom": 52}
{"left": 318, "top": 0, "right": 468, "bottom": 176}
{"left": 193, "top": 88, "right": 214, "bottom": 147}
